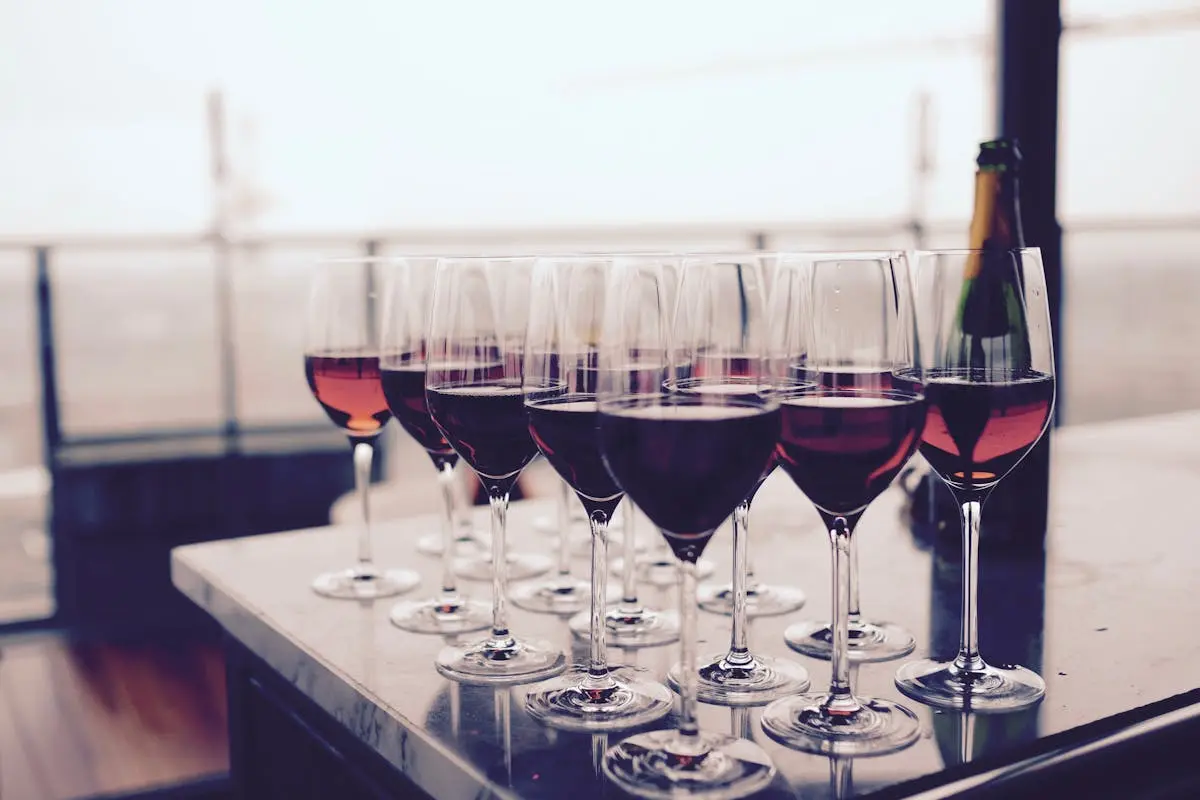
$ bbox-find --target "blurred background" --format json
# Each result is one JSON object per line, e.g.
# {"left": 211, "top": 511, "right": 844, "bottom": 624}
{"left": 0, "top": 0, "right": 1197, "bottom": 796}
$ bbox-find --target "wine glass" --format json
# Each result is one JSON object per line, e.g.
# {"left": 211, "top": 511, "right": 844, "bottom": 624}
{"left": 599, "top": 255, "right": 779, "bottom": 799}
{"left": 696, "top": 251, "right": 804, "bottom": 618}
{"left": 377, "top": 256, "right": 490, "bottom": 634}
{"left": 778, "top": 252, "right": 916, "bottom": 662}
{"left": 894, "top": 247, "right": 1055, "bottom": 711}
{"left": 426, "top": 256, "right": 567, "bottom": 684}
{"left": 521, "top": 255, "right": 673, "bottom": 731}
{"left": 665, "top": 253, "right": 811, "bottom": 707}
{"left": 303, "top": 257, "right": 420, "bottom": 599}
{"left": 760, "top": 252, "right": 925, "bottom": 756}
{"left": 566, "top": 255, "right": 683, "bottom": 649}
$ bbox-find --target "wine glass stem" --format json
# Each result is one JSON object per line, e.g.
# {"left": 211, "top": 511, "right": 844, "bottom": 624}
{"left": 848, "top": 532, "right": 862, "bottom": 623}
{"left": 678, "top": 559, "right": 701, "bottom": 739}
{"left": 587, "top": 510, "right": 614, "bottom": 682}
{"left": 352, "top": 440, "right": 374, "bottom": 568}
{"left": 827, "top": 518, "right": 861, "bottom": 714}
{"left": 728, "top": 500, "right": 751, "bottom": 660}
{"left": 556, "top": 482, "right": 573, "bottom": 581}
{"left": 619, "top": 503, "right": 641, "bottom": 614}
{"left": 435, "top": 460, "right": 461, "bottom": 598}
{"left": 487, "top": 493, "right": 513, "bottom": 645}
{"left": 955, "top": 499, "right": 985, "bottom": 672}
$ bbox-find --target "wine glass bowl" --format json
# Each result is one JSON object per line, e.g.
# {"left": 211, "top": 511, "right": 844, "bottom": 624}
{"left": 894, "top": 247, "right": 1056, "bottom": 712}
{"left": 303, "top": 257, "right": 420, "bottom": 600}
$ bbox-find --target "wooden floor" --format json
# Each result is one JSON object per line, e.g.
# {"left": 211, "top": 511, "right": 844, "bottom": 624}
{"left": 0, "top": 633, "right": 229, "bottom": 800}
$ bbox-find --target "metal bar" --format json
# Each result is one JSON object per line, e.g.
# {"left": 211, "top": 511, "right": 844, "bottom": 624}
{"left": 35, "top": 246, "right": 61, "bottom": 465}
{"left": 999, "top": 0, "right": 1063, "bottom": 416}
{"left": 0, "top": 217, "right": 1195, "bottom": 255}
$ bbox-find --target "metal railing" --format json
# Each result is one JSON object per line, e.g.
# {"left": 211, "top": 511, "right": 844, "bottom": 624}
{"left": 2, "top": 214, "right": 1199, "bottom": 471}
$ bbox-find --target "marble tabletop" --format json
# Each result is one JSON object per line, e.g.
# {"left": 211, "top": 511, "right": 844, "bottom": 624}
{"left": 171, "top": 410, "right": 1200, "bottom": 799}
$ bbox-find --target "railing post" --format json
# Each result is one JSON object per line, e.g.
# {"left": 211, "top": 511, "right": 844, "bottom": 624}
{"left": 999, "top": 0, "right": 1063, "bottom": 420}
{"left": 35, "top": 246, "right": 61, "bottom": 467}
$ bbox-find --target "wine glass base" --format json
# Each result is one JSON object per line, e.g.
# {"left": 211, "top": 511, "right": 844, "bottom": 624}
{"left": 435, "top": 636, "right": 567, "bottom": 686}
{"left": 783, "top": 618, "right": 915, "bottom": 663}
{"left": 416, "top": 529, "right": 488, "bottom": 557}
{"left": 453, "top": 552, "right": 552, "bottom": 582}
{"left": 602, "top": 729, "right": 777, "bottom": 800}
{"left": 612, "top": 556, "right": 715, "bottom": 586}
{"left": 669, "top": 652, "right": 811, "bottom": 707}
{"left": 894, "top": 658, "right": 1045, "bottom": 712}
{"left": 569, "top": 605, "right": 680, "bottom": 648}
{"left": 697, "top": 582, "right": 807, "bottom": 618}
{"left": 388, "top": 596, "right": 491, "bottom": 635}
{"left": 510, "top": 579, "right": 619, "bottom": 616}
{"left": 523, "top": 665, "right": 673, "bottom": 732}
{"left": 760, "top": 693, "right": 921, "bottom": 757}
{"left": 311, "top": 566, "right": 419, "bottom": 600}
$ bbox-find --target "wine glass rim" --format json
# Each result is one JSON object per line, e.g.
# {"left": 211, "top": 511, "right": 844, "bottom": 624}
{"left": 773, "top": 249, "right": 905, "bottom": 260}
{"left": 912, "top": 247, "right": 1041, "bottom": 257}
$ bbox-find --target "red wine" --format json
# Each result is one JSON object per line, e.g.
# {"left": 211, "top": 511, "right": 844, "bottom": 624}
{"left": 379, "top": 357, "right": 457, "bottom": 464}
{"left": 919, "top": 370, "right": 1054, "bottom": 493}
{"left": 304, "top": 352, "right": 391, "bottom": 437}
{"left": 777, "top": 392, "right": 926, "bottom": 518}
{"left": 527, "top": 396, "right": 621, "bottom": 507}
{"left": 599, "top": 397, "right": 780, "bottom": 562}
{"left": 427, "top": 383, "right": 538, "bottom": 491}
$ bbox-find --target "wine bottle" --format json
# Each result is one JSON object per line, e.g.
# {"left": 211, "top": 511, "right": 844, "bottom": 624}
{"left": 910, "top": 138, "right": 1051, "bottom": 552}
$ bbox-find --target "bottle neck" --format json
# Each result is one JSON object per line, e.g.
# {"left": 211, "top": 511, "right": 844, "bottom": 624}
{"left": 970, "top": 169, "right": 1024, "bottom": 251}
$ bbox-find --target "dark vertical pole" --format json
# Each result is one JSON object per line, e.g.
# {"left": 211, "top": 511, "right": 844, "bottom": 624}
{"left": 35, "top": 246, "right": 61, "bottom": 466}
{"left": 998, "top": 0, "right": 1064, "bottom": 421}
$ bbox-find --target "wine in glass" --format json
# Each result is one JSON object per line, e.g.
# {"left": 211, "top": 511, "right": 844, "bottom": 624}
{"left": 303, "top": 257, "right": 420, "bottom": 599}
{"left": 522, "top": 256, "right": 673, "bottom": 731}
{"left": 599, "top": 255, "right": 779, "bottom": 799}
{"left": 379, "top": 256, "right": 491, "bottom": 634}
{"left": 760, "top": 252, "right": 926, "bottom": 756}
{"left": 665, "top": 253, "right": 811, "bottom": 707}
{"left": 426, "top": 256, "right": 567, "bottom": 684}
{"left": 894, "top": 247, "right": 1055, "bottom": 711}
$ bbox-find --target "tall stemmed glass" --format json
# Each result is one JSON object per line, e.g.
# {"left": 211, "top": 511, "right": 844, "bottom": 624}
{"left": 303, "top": 257, "right": 420, "bottom": 599}
{"left": 697, "top": 252, "right": 804, "bottom": 619}
{"left": 426, "top": 256, "right": 567, "bottom": 684}
{"left": 567, "top": 256, "right": 682, "bottom": 650}
{"left": 760, "top": 252, "right": 926, "bottom": 756}
{"left": 599, "top": 255, "right": 779, "bottom": 799}
{"left": 522, "top": 256, "right": 673, "bottom": 731}
{"left": 894, "top": 247, "right": 1055, "bottom": 711}
{"left": 379, "top": 256, "right": 490, "bottom": 634}
{"left": 666, "top": 253, "right": 811, "bottom": 707}
{"left": 781, "top": 252, "right": 916, "bottom": 662}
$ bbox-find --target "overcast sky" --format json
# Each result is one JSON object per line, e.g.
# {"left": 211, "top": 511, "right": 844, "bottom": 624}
{"left": 0, "top": 0, "right": 1197, "bottom": 236}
